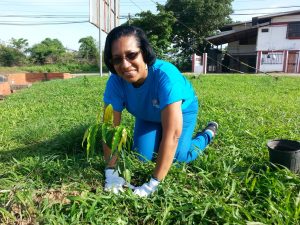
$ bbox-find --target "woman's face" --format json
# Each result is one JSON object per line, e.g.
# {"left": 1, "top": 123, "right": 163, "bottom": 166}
{"left": 111, "top": 35, "right": 148, "bottom": 86}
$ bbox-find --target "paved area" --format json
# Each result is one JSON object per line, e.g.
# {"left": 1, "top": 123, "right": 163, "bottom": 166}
{"left": 71, "top": 73, "right": 109, "bottom": 77}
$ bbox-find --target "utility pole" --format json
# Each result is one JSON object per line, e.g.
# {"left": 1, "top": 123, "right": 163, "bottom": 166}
{"left": 99, "top": 0, "right": 103, "bottom": 77}
{"left": 128, "top": 13, "right": 131, "bottom": 25}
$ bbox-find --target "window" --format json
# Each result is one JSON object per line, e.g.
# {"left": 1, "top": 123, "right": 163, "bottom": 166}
{"left": 261, "top": 28, "right": 269, "bottom": 32}
{"left": 261, "top": 52, "right": 283, "bottom": 64}
{"left": 287, "top": 22, "right": 300, "bottom": 39}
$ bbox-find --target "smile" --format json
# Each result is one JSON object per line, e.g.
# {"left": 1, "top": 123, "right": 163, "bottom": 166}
{"left": 123, "top": 71, "right": 136, "bottom": 76}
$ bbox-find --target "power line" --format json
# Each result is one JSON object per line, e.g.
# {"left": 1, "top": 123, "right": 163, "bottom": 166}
{"left": 121, "top": 1, "right": 300, "bottom": 13}
{"left": 127, "top": 0, "right": 144, "bottom": 11}
{"left": 0, "top": 21, "right": 89, "bottom": 25}
{"left": 0, "top": 3, "right": 86, "bottom": 5}
{"left": 119, "top": 12, "right": 289, "bottom": 20}
{"left": 121, "top": 0, "right": 165, "bottom": 3}
{"left": 0, "top": 10, "right": 88, "bottom": 15}
{"left": 231, "top": 13, "right": 278, "bottom": 15}
{"left": 0, "top": 15, "right": 88, "bottom": 18}
{"left": 142, "top": 0, "right": 271, "bottom": 75}
{"left": 1, "top": 11, "right": 290, "bottom": 20}
{"left": 0, "top": 0, "right": 87, "bottom": 3}
{"left": 234, "top": 0, "right": 298, "bottom": 1}
{"left": 2, "top": 1, "right": 296, "bottom": 21}
{"left": 234, "top": 5, "right": 300, "bottom": 11}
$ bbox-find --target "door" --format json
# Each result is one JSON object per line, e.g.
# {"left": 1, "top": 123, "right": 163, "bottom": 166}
{"left": 287, "top": 52, "right": 298, "bottom": 73}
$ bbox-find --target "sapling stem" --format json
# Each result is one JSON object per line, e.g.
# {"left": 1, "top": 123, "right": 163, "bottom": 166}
{"left": 82, "top": 104, "right": 132, "bottom": 182}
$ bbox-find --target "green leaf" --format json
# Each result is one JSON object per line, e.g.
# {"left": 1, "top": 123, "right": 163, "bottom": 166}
{"left": 103, "top": 104, "right": 113, "bottom": 124}
{"left": 226, "top": 179, "right": 236, "bottom": 200}
{"left": 96, "top": 106, "right": 102, "bottom": 124}
{"left": 86, "top": 124, "right": 99, "bottom": 158}
{"left": 82, "top": 127, "right": 89, "bottom": 148}
{"left": 111, "top": 126, "right": 123, "bottom": 154}
{"left": 123, "top": 168, "right": 131, "bottom": 183}
{"left": 118, "top": 127, "right": 128, "bottom": 152}
{"left": 250, "top": 177, "right": 257, "bottom": 192}
{"left": 101, "top": 123, "right": 108, "bottom": 144}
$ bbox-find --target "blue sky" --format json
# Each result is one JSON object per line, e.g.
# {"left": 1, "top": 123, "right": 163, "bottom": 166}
{"left": 0, "top": 0, "right": 299, "bottom": 51}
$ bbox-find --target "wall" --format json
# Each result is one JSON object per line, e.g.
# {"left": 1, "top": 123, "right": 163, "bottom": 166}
{"left": 8, "top": 73, "right": 73, "bottom": 85}
{"left": 257, "top": 15, "right": 300, "bottom": 51}
{"left": 192, "top": 54, "right": 204, "bottom": 73}
{"left": 0, "top": 82, "right": 11, "bottom": 96}
{"left": 260, "top": 62, "right": 284, "bottom": 72}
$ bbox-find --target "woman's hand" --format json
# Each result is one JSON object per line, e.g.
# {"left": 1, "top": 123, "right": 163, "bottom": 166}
{"left": 104, "top": 169, "right": 135, "bottom": 194}
{"left": 104, "top": 169, "right": 126, "bottom": 194}
{"left": 133, "top": 178, "right": 160, "bottom": 197}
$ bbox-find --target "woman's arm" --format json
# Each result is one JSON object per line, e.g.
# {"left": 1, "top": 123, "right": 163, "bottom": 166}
{"left": 102, "top": 105, "right": 122, "bottom": 168}
{"left": 153, "top": 101, "right": 183, "bottom": 181}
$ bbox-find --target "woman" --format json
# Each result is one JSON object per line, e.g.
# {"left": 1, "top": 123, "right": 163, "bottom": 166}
{"left": 102, "top": 25, "right": 218, "bottom": 197}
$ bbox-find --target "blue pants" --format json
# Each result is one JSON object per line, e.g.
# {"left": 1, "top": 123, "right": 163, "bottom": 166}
{"left": 133, "top": 100, "right": 213, "bottom": 163}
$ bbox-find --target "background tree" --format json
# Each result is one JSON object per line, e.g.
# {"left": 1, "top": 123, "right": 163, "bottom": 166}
{"left": 165, "top": 0, "right": 233, "bottom": 69}
{"left": 78, "top": 36, "right": 99, "bottom": 63}
{"left": 130, "top": 4, "right": 176, "bottom": 60}
{"left": 0, "top": 38, "right": 28, "bottom": 67}
{"left": 57, "top": 51, "right": 78, "bottom": 64}
{"left": 28, "top": 38, "right": 66, "bottom": 64}
{"left": 9, "top": 38, "right": 29, "bottom": 53}
{"left": 0, "top": 44, "right": 27, "bottom": 66}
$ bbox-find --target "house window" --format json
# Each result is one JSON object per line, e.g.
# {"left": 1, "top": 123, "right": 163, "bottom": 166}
{"left": 261, "top": 52, "right": 283, "bottom": 64}
{"left": 261, "top": 28, "right": 269, "bottom": 32}
{"left": 287, "top": 22, "right": 300, "bottom": 39}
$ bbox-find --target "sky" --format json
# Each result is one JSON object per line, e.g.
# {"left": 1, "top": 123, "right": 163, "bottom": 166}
{"left": 0, "top": 0, "right": 299, "bottom": 51}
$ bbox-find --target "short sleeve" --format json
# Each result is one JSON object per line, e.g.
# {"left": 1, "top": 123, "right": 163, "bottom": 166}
{"left": 103, "top": 74, "right": 125, "bottom": 112}
{"left": 157, "top": 65, "right": 186, "bottom": 110}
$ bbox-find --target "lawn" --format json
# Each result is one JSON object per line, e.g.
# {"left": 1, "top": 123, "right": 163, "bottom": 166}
{"left": 0, "top": 74, "right": 299, "bottom": 224}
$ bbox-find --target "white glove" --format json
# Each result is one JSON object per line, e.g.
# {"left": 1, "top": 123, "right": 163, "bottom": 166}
{"left": 133, "top": 178, "right": 160, "bottom": 197}
{"left": 104, "top": 169, "right": 126, "bottom": 194}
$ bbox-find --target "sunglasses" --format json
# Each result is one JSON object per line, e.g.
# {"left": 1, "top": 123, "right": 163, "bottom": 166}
{"left": 111, "top": 50, "right": 141, "bottom": 65}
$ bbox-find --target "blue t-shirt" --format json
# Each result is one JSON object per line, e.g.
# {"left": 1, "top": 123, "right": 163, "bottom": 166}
{"left": 103, "top": 59, "right": 197, "bottom": 122}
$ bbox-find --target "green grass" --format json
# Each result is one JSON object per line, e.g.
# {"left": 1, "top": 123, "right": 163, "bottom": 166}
{"left": 0, "top": 74, "right": 299, "bottom": 224}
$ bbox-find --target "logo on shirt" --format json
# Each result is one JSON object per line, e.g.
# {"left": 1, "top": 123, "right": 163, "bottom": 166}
{"left": 152, "top": 99, "right": 160, "bottom": 108}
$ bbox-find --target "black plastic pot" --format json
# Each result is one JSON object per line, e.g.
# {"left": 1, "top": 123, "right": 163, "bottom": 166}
{"left": 267, "top": 139, "right": 300, "bottom": 173}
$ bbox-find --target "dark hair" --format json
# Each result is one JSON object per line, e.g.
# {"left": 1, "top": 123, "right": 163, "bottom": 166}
{"left": 104, "top": 25, "right": 156, "bottom": 74}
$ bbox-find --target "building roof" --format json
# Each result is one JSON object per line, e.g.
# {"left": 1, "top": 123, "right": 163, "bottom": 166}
{"left": 207, "top": 9, "right": 300, "bottom": 45}
{"left": 220, "top": 21, "right": 252, "bottom": 32}
{"left": 221, "top": 10, "right": 300, "bottom": 31}
{"left": 206, "top": 22, "right": 269, "bottom": 45}
{"left": 256, "top": 9, "right": 300, "bottom": 20}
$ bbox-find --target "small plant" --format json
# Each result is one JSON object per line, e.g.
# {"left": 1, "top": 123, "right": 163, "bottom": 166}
{"left": 83, "top": 75, "right": 89, "bottom": 87}
{"left": 82, "top": 104, "right": 133, "bottom": 182}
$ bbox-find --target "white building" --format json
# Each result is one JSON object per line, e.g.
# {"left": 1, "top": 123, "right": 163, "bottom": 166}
{"left": 206, "top": 10, "right": 300, "bottom": 73}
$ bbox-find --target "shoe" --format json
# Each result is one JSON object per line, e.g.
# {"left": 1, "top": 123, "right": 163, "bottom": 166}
{"left": 203, "top": 121, "right": 218, "bottom": 137}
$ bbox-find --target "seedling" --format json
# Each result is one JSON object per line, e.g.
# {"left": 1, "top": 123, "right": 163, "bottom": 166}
{"left": 82, "top": 104, "right": 133, "bottom": 182}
